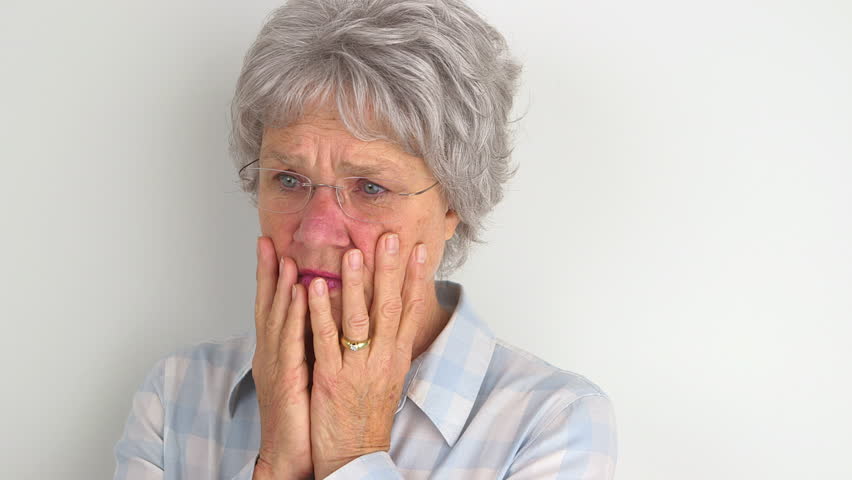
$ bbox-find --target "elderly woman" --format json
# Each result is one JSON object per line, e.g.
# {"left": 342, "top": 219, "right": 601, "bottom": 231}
{"left": 113, "top": 0, "right": 616, "bottom": 479}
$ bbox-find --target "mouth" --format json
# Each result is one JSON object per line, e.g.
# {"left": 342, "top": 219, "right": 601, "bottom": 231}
{"left": 298, "top": 269, "right": 342, "bottom": 291}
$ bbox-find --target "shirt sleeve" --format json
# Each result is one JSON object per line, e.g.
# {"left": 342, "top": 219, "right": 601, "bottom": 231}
{"left": 505, "top": 394, "right": 618, "bottom": 480}
{"left": 323, "top": 451, "right": 404, "bottom": 480}
{"left": 112, "top": 358, "right": 167, "bottom": 480}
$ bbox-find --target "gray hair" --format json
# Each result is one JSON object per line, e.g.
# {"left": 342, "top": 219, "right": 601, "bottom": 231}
{"left": 229, "top": 0, "right": 522, "bottom": 275}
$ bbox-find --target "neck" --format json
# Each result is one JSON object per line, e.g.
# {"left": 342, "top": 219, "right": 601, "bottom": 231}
{"left": 410, "top": 279, "right": 452, "bottom": 361}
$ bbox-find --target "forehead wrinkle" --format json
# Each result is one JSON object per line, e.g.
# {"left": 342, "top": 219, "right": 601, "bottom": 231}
{"left": 258, "top": 149, "right": 307, "bottom": 169}
{"left": 259, "top": 128, "right": 318, "bottom": 166}
{"left": 345, "top": 141, "right": 411, "bottom": 178}
{"left": 261, "top": 150, "right": 409, "bottom": 180}
{"left": 260, "top": 131, "right": 417, "bottom": 180}
{"left": 338, "top": 157, "right": 407, "bottom": 179}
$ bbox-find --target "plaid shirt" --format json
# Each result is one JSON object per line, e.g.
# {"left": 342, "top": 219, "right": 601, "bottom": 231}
{"left": 113, "top": 281, "right": 617, "bottom": 479}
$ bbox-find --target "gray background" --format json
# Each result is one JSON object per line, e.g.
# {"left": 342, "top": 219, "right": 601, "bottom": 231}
{"left": 1, "top": 0, "right": 850, "bottom": 478}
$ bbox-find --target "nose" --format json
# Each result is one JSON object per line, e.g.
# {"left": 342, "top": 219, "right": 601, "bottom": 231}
{"left": 291, "top": 186, "right": 350, "bottom": 248}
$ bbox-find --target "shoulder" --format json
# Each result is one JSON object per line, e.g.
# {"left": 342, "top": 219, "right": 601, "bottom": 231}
{"left": 446, "top": 281, "right": 609, "bottom": 406}
{"left": 480, "top": 341, "right": 618, "bottom": 476}
{"left": 476, "top": 339, "right": 617, "bottom": 461}
{"left": 487, "top": 338, "right": 610, "bottom": 401}
{"left": 165, "top": 331, "right": 255, "bottom": 369}
{"left": 478, "top": 338, "right": 615, "bottom": 435}
{"left": 141, "top": 331, "right": 255, "bottom": 401}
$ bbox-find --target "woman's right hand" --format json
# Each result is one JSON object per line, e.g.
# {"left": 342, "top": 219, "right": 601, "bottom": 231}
{"left": 253, "top": 236, "right": 313, "bottom": 480}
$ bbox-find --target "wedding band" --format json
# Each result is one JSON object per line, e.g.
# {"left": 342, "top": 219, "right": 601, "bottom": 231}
{"left": 340, "top": 336, "right": 371, "bottom": 352}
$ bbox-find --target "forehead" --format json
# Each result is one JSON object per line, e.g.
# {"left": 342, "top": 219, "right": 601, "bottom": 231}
{"left": 260, "top": 112, "right": 428, "bottom": 179}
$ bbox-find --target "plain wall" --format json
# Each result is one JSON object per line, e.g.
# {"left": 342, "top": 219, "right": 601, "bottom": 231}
{"left": 2, "top": 1, "right": 850, "bottom": 478}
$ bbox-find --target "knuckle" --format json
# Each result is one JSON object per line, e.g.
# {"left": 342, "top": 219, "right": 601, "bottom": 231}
{"left": 313, "top": 305, "right": 330, "bottom": 319}
{"left": 263, "top": 321, "right": 279, "bottom": 339}
{"left": 371, "top": 349, "right": 394, "bottom": 369}
{"left": 380, "top": 259, "right": 400, "bottom": 273}
{"left": 278, "top": 366, "right": 308, "bottom": 390}
{"left": 406, "top": 296, "right": 427, "bottom": 316}
{"left": 346, "top": 312, "right": 370, "bottom": 330}
{"left": 316, "top": 323, "right": 338, "bottom": 341}
{"left": 395, "top": 341, "right": 412, "bottom": 359}
{"left": 346, "top": 274, "right": 363, "bottom": 288}
{"left": 256, "top": 310, "right": 274, "bottom": 334}
{"left": 311, "top": 371, "right": 340, "bottom": 396}
{"left": 379, "top": 297, "right": 403, "bottom": 318}
{"left": 309, "top": 295, "right": 328, "bottom": 312}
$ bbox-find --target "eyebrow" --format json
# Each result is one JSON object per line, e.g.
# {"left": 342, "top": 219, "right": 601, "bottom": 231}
{"left": 259, "top": 150, "right": 405, "bottom": 179}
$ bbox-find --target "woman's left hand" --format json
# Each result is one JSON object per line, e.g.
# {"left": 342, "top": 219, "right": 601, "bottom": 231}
{"left": 307, "top": 232, "right": 429, "bottom": 479}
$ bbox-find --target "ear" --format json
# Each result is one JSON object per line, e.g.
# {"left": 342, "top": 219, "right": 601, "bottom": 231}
{"left": 443, "top": 209, "right": 460, "bottom": 241}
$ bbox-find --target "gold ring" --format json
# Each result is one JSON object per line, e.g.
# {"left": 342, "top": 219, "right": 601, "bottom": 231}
{"left": 340, "top": 336, "right": 371, "bottom": 352}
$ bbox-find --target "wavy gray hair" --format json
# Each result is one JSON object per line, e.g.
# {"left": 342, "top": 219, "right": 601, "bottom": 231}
{"left": 229, "top": 0, "right": 522, "bottom": 275}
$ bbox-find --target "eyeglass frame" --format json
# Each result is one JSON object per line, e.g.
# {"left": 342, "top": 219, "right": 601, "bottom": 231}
{"left": 239, "top": 158, "right": 441, "bottom": 223}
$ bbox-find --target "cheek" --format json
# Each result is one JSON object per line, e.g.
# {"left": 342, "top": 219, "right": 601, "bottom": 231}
{"left": 259, "top": 212, "right": 300, "bottom": 256}
{"left": 344, "top": 217, "right": 434, "bottom": 307}
{"left": 410, "top": 213, "right": 445, "bottom": 252}
{"left": 390, "top": 213, "right": 447, "bottom": 278}
{"left": 311, "top": 214, "right": 443, "bottom": 326}
{"left": 348, "top": 222, "right": 386, "bottom": 297}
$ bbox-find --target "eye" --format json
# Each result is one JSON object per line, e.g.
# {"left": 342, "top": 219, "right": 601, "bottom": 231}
{"left": 274, "top": 172, "right": 302, "bottom": 189}
{"left": 360, "top": 180, "right": 387, "bottom": 195}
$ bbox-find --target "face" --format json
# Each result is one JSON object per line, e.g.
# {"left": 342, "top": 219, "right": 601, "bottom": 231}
{"left": 258, "top": 106, "right": 460, "bottom": 328}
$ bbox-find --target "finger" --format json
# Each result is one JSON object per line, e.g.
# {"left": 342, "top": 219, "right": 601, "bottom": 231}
{"left": 279, "top": 283, "right": 307, "bottom": 367}
{"left": 265, "top": 255, "right": 298, "bottom": 355}
{"left": 308, "top": 278, "right": 342, "bottom": 372}
{"left": 397, "top": 244, "right": 429, "bottom": 362}
{"left": 255, "top": 237, "right": 285, "bottom": 354}
{"left": 254, "top": 236, "right": 274, "bottom": 335}
{"left": 341, "top": 249, "right": 371, "bottom": 364}
{"left": 370, "top": 232, "right": 404, "bottom": 353}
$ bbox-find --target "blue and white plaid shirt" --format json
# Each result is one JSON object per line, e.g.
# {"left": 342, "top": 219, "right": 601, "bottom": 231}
{"left": 113, "top": 281, "right": 617, "bottom": 479}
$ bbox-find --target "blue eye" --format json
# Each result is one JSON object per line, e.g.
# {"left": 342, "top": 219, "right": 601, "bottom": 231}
{"left": 275, "top": 172, "right": 301, "bottom": 189}
{"left": 361, "top": 180, "right": 387, "bottom": 195}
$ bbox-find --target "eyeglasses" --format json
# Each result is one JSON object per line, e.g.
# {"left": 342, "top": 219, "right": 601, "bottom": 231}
{"left": 241, "top": 159, "right": 440, "bottom": 224}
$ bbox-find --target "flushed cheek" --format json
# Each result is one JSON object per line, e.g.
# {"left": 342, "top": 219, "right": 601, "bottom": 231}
{"left": 259, "top": 215, "right": 299, "bottom": 255}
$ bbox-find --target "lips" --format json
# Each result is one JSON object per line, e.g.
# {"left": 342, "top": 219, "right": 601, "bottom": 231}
{"left": 298, "top": 269, "right": 341, "bottom": 290}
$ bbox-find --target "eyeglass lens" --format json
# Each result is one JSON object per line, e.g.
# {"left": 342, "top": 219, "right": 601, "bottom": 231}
{"left": 247, "top": 167, "right": 412, "bottom": 223}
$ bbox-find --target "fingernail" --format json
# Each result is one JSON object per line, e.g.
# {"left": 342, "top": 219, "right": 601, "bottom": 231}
{"left": 291, "top": 284, "right": 297, "bottom": 300}
{"left": 416, "top": 244, "right": 427, "bottom": 264}
{"left": 348, "top": 249, "right": 362, "bottom": 270}
{"left": 386, "top": 234, "right": 399, "bottom": 255}
{"left": 313, "top": 278, "right": 326, "bottom": 295}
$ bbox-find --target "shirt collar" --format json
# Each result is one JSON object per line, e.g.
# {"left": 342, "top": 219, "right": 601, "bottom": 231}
{"left": 227, "top": 280, "right": 496, "bottom": 447}
{"left": 402, "top": 281, "right": 496, "bottom": 445}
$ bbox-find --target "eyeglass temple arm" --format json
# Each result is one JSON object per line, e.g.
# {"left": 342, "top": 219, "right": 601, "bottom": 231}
{"left": 399, "top": 180, "right": 440, "bottom": 197}
{"left": 239, "top": 158, "right": 260, "bottom": 177}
